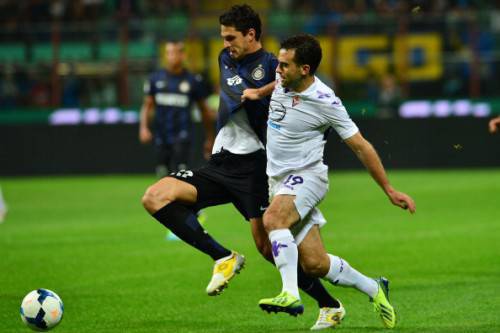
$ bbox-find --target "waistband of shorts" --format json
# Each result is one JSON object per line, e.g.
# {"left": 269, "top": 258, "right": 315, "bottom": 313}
{"left": 211, "top": 148, "right": 265, "bottom": 163}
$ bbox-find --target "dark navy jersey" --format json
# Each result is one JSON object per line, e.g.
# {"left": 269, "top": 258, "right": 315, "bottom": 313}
{"left": 218, "top": 48, "right": 278, "bottom": 144}
{"left": 145, "top": 68, "right": 209, "bottom": 145}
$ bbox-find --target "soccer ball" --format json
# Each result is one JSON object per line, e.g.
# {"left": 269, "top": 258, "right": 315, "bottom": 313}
{"left": 20, "top": 289, "right": 64, "bottom": 331}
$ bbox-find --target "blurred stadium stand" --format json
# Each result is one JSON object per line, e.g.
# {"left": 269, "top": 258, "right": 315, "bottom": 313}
{"left": 1, "top": 0, "right": 499, "bottom": 174}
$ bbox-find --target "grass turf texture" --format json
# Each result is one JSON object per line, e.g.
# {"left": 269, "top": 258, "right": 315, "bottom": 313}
{"left": 1, "top": 170, "right": 499, "bottom": 333}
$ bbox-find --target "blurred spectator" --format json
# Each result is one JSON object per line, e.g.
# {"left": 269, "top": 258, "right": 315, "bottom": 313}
{"left": 84, "top": 77, "right": 117, "bottom": 107}
{"left": 29, "top": 70, "right": 51, "bottom": 108}
{"left": 0, "top": 67, "right": 19, "bottom": 108}
{"left": 62, "top": 67, "right": 82, "bottom": 107}
{"left": 376, "top": 73, "right": 402, "bottom": 119}
{"left": 0, "top": 0, "right": 500, "bottom": 110}
{"left": 365, "top": 69, "right": 380, "bottom": 104}
{"left": 443, "top": 66, "right": 465, "bottom": 97}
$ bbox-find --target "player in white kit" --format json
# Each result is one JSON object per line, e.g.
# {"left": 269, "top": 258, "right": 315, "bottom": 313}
{"left": 258, "top": 34, "right": 416, "bottom": 329}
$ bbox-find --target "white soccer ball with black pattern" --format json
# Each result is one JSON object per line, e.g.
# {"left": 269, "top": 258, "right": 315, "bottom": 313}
{"left": 20, "top": 289, "right": 64, "bottom": 331}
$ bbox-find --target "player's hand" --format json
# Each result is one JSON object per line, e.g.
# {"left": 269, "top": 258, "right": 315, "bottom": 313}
{"left": 387, "top": 189, "right": 416, "bottom": 213}
{"left": 241, "top": 88, "right": 262, "bottom": 102}
{"left": 139, "top": 127, "right": 152, "bottom": 144}
{"left": 203, "top": 138, "right": 214, "bottom": 160}
{"left": 488, "top": 117, "right": 500, "bottom": 134}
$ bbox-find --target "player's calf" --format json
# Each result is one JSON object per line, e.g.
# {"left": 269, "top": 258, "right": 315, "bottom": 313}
{"left": 300, "top": 253, "right": 330, "bottom": 277}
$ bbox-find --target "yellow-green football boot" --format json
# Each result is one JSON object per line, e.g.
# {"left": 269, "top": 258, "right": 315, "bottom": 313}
{"left": 371, "top": 277, "right": 396, "bottom": 328}
{"left": 259, "top": 291, "right": 304, "bottom": 316}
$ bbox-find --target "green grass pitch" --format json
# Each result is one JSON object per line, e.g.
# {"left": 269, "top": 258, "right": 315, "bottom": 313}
{"left": 1, "top": 170, "right": 499, "bottom": 332}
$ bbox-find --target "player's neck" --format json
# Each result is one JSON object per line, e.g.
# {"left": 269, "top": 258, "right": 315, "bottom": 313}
{"left": 244, "top": 42, "right": 262, "bottom": 57}
{"left": 166, "top": 65, "right": 184, "bottom": 75}
{"left": 293, "top": 75, "right": 315, "bottom": 93}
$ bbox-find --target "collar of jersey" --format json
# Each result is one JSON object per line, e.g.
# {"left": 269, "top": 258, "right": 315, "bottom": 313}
{"left": 224, "top": 48, "right": 265, "bottom": 66}
{"left": 284, "top": 76, "right": 318, "bottom": 96}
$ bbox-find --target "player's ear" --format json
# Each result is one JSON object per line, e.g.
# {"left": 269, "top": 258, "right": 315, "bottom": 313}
{"left": 301, "top": 64, "right": 311, "bottom": 76}
{"left": 247, "top": 28, "right": 256, "bottom": 41}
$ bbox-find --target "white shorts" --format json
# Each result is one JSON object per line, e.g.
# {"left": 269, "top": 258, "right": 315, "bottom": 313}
{"left": 269, "top": 170, "right": 329, "bottom": 244}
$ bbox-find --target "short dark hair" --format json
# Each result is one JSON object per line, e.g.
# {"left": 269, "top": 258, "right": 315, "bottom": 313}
{"left": 219, "top": 4, "right": 262, "bottom": 41}
{"left": 280, "top": 34, "right": 322, "bottom": 75}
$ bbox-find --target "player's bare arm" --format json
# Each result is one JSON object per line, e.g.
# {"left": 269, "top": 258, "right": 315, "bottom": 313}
{"left": 139, "top": 96, "right": 155, "bottom": 144}
{"left": 196, "top": 99, "right": 216, "bottom": 159}
{"left": 241, "top": 81, "right": 276, "bottom": 101}
{"left": 344, "top": 132, "right": 416, "bottom": 213}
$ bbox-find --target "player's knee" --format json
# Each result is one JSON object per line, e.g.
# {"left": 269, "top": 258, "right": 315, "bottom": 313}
{"left": 262, "top": 208, "right": 286, "bottom": 232}
{"left": 141, "top": 183, "right": 175, "bottom": 214}
{"left": 141, "top": 186, "right": 160, "bottom": 213}
{"left": 301, "top": 255, "right": 329, "bottom": 277}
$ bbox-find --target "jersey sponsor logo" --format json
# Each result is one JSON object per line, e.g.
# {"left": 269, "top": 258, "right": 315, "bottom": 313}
{"left": 226, "top": 75, "right": 243, "bottom": 86}
{"left": 155, "top": 81, "right": 166, "bottom": 89}
{"left": 269, "top": 99, "right": 286, "bottom": 121}
{"left": 155, "top": 93, "right": 189, "bottom": 107}
{"left": 251, "top": 65, "right": 265, "bottom": 80}
{"left": 179, "top": 80, "right": 191, "bottom": 93}
{"left": 268, "top": 120, "right": 281, "bottom": 130}
{"left": 292, "top": 95, "right": 300, "bottom": 107}
{"left": 171, "top": 169, "right": 194, "bottom": 178}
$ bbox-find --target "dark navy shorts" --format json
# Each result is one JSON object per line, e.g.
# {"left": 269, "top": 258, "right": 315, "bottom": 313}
{"left": 169, "top": 149, "right": 269, "bottom": 220}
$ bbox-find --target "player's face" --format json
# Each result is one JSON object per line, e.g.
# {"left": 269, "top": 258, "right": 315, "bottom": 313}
{"left": 220, "top": 25, "right": 254, "bottom": 60}
{"left": 165, "top": 42, "right": 185, "bottom": 68}
{"left": 276, "top": 48, "right": 308, "bottom": 89}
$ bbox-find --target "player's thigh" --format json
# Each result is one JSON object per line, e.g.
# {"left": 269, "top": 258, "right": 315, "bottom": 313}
{"left": 142, "top": 176, "right": 198, "bottom": 212}
{"left": 263, "top": 194, "right": 301, "bottom": 231}
{"left": 298, "top": 225, "right": 330, "bottom": 277}
{"left": 225, "top": 149, "right": 269, "bottom": 221}
{"left": 170, "top": 164, "right": 233, "bottom": 211}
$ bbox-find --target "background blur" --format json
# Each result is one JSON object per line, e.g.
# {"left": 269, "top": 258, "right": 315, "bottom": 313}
{"left": 1, "top": 0, "right": 500, "bottom": 175}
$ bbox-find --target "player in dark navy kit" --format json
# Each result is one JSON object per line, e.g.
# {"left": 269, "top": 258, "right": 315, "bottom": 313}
{"left": 139, "top": 41, "right": 215, "bottom": 177}
{"left": 141, "top": 5, "right": 343, "bottom": 328}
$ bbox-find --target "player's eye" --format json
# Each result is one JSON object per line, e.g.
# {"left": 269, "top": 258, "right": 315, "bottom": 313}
{"left": 224, "top": 36, "right": 236, "bottom": 42}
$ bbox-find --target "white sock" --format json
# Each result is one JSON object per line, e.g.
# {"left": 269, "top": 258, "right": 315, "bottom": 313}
{"left": 269, "top": 229, "right": 300, "bottom": 299}
{"left": 0, "top": 187, "right": 6, "bottom": 211}
{"left": 325, "top": 254, "right": 378, "bottom": 298}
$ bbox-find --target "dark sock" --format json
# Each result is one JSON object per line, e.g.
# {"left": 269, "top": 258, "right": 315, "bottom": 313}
{"left": 152, "top": 202, "right": 232, "bottom": 260}
{"left": 297, "top": 266, "right": 341, "bottom": 308}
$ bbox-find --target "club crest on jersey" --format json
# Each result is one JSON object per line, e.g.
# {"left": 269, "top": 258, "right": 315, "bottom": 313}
{"left": 156, "top": 81, "right": 166, "bottom": 89}
{"left": 331, "top": 97, "right": 341, "bottom": 106}
{"left": 227, "top": 75, "right": 243, "bottom": 86}
{"left": 179, "top": 80, "right": 191, "bottom": 93}
{"left": 269, "top": 99, "right": 286, "bottom": 121}
{"left": 317, "top": 90, "right": 331, "bottom": 99}
{"left": 292, "top": 95, "right": 300, "bottom": 107}
{"left": 251, "top": 65, "right": 265, "bottom": 80}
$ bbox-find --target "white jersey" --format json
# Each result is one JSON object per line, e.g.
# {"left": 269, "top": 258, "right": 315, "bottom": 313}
{"left": 266, "top": 76, "right": 359, "bottom": 177}
{"left": 212, "top": 108, "right": 265, "bottom": 154}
